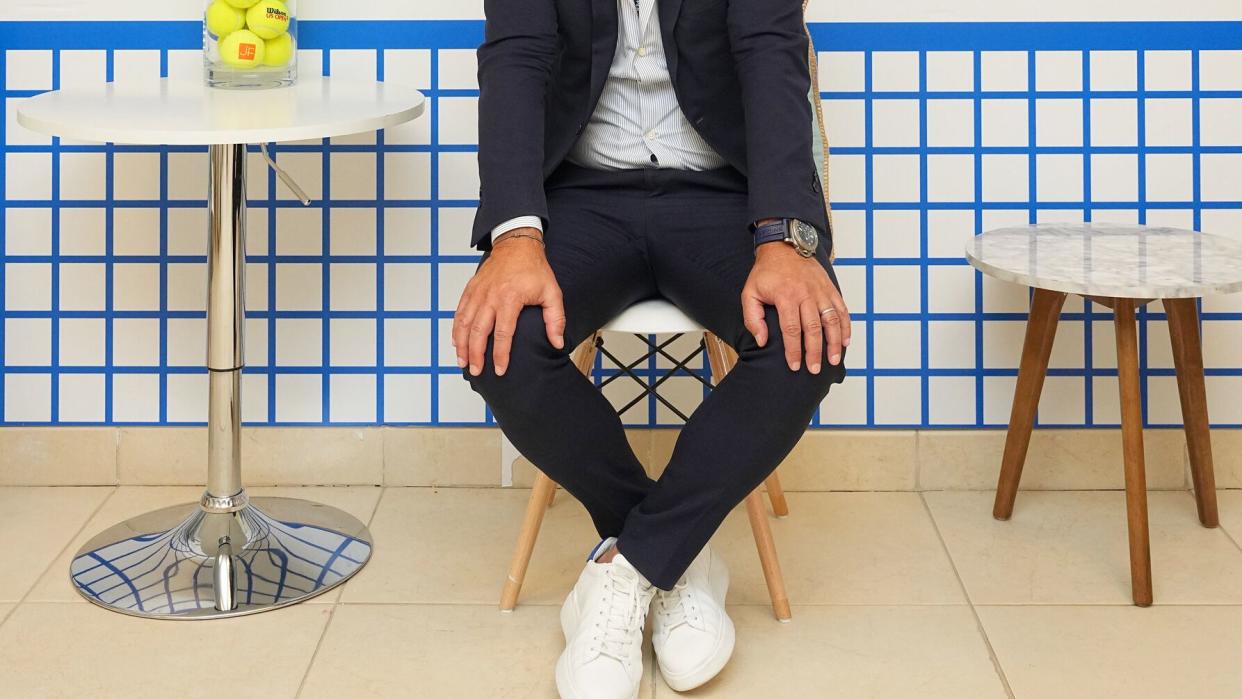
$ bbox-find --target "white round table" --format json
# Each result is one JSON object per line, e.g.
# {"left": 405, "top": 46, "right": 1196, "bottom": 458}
{"left": 17, "top": 77, "right": 425, "bottom": 619}
{"left": 967, "top": 223, "right": 1242, "bottom": 606}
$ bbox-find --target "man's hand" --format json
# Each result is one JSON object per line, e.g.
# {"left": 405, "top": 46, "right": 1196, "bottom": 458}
{"left": 453, "top": 230, "right": 565, "bottom": 377}
{"left": 742, "top": 242, "right": 851, "bottom": 374}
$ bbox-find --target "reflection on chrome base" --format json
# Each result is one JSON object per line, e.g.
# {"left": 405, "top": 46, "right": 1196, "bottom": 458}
{"left": 69, "top": 497, "right": 372, "bottom": 619}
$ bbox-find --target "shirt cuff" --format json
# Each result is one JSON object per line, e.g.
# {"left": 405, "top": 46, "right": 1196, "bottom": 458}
{"left": 491, "top": 216, "right": 544, "bottom": 243}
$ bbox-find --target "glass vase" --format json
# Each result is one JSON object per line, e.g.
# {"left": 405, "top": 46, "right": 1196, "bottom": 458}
{"left": 204, "top": 0, "right": 298, "bottom": 89}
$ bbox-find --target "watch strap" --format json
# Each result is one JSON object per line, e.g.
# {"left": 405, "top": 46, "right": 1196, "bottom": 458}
{"left": 753, "top": 219, "right": 788, "bottom": 247}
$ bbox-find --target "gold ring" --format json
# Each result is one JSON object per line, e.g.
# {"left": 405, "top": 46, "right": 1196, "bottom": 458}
{"left": 819, "top": 307, "right": 837, "bottom": 317}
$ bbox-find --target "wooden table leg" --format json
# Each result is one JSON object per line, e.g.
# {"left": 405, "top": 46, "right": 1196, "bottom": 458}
{"left": 1114, "top": 298, "right": 1153, "bottom": 607}
{"left": 994, "top": 289, "right": 1068, "bottom": 520}
{"left": 1163, "top": 298, "right": 1219, "bottom": 527}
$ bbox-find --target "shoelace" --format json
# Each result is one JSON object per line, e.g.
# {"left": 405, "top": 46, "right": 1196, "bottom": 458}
{"left": 656, "top": 578, "right": 703, "bottom": 632}
{"left": 592, "top": 567, "right": 647, "bottom": 663}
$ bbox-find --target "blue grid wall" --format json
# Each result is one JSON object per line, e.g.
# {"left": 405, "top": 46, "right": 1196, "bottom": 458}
{"left": 1, "top": 20, "right": 1241, "bottom": 428}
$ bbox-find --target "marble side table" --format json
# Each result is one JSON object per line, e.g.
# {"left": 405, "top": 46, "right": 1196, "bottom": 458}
{"left": 967, "top": 223, "right": 1242, "bottom": 606}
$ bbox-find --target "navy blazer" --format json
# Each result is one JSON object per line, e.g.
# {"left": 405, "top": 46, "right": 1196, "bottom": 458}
{"left": 472, "top": 0, "right": 826, "bottom": 252}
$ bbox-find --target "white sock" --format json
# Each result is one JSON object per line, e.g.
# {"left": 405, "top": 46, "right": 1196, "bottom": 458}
{"left": 588, "top": 536, "right": 618, "bottom": 562}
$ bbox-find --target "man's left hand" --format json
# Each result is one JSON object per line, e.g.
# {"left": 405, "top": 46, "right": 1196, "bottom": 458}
{"left": 741, "top": 242, "right": 851, "bottom": 374}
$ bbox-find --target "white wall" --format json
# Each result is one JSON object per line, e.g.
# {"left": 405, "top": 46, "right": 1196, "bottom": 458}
{"left": 3, "top": 0, "right": 1239, "bottom": 21}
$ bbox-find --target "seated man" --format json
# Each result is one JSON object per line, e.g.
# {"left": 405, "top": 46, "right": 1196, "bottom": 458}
{"left": 454, "top": 1, "right": 850, "bottom": 696}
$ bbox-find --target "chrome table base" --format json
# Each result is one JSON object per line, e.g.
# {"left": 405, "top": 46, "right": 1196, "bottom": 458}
{"left": 70, "top": 144, "right": 373, "bottom": 618}
{"left": 71, "top": 497, "right": 372, "bottom": 619}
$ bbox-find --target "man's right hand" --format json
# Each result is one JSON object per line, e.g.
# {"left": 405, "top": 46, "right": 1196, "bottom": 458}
{"left": 453, "top": 229, "right": 566, "bottom": 377}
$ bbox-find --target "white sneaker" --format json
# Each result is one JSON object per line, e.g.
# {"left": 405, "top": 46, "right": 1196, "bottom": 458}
{"left": 556, "top": 546, "right": 656, "bottom": 699}
{"left": 651, "top": 544, "right": 735, "bottom": 692}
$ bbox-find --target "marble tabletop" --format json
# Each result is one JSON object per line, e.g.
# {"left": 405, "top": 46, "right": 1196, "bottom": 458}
{"left": 966, "top": 223, "right": 1242, "bottom": 299}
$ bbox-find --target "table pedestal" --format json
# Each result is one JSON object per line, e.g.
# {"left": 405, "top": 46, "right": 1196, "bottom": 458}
{"left": 68, "top": 145, "right": 374, "bottom": 619}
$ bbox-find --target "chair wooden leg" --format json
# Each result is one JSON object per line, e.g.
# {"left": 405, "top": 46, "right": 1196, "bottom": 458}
{"left": 500, "top": 471, "right": 558, "bottom": 611}
{"left": 994, "top": 289, "right": 1068, "bottom": 520}
{"left": 745, "top": 490, "right": 792, "bottom": 621}
{"left": 1115, "top": 298, "right": 1153, "bottom": 607}
{"left": 765, "top": 472, "right": 790, "bottom": 517}
{"left": 1164, "top": 298, "right": 1220, "bottom": 528}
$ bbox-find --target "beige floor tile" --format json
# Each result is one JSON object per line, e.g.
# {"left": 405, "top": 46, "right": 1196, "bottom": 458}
{"left": 341, "top": 487, "right": 600, "bottom": 604}
{"left": 650, "top": 429, "right": 918, "bottom": 491}
{"left": 384, "top": 427, "right": 501, "bottom": 486}
{"left": 711, "top": 492, "right": 965, "bottom": 605}
{"left": 0, "top": 428, "right": 117, "bottom": 485}
{"left": 652, "top": 605, "right": 1006, "bottom": 698}
{"left": 925, "top": 490, "right": 1242, "bottom": 604}
{"left": 918, "top": 429, "right": 1187, "bottom": 491}
{"left": 0, "top": 601, "right": 330, "bottom": 698}
{"left": 302, "top": 604, "right": 655, "bottom": 699}
{"left": 0, "top": 487, "right": 112, "bottom": 601}
{"left": 979, "top": 605, "right": 1242, "bottom": 698}
{"left": 1215, "top": 491, "right": 1242, "bottom": 547}
{"left": 26, "top": 486, "right": 382, "bottom": 604}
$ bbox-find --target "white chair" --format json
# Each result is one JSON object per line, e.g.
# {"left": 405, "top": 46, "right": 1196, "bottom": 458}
{"left": 500, "top": 300, "right": 793, "bottom": 621}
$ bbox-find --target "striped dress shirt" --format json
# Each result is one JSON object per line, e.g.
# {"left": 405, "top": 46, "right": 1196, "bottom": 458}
{"left": 490, "top": 0, "right": 727, "bottom": 241}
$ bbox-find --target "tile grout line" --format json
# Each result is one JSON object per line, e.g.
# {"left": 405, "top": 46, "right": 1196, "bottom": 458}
{"left": 0, "top": 484, "right": 120, "bottom": 630}
{"left": 918, "top": 492, "right": 1016, "bottom": 699}
{"left": 293, "top": 485, "right": 389, "bottom": 698}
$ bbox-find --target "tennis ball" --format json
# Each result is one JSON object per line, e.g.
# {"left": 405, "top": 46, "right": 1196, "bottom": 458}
{"left": 218, "top": 29, "right": 266, "bottom": 69}
{"left": 245, "top": 1, "right": 291, "bottom": 40}
{"left": 205, "top": 0, "right": 245, "bottom": 37}
{"left": 263, "top": 33, "right": 295, "bottom": 67}
{"left": 223, "top": 0, "right": 261, "bottom": 8}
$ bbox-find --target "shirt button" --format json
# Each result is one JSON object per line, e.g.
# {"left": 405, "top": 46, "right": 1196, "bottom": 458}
{"left": 645, "top": 130, "right": 658, "bottom": 140}
{"left": 638, "top": 46, "right": 648, "bottom": 57}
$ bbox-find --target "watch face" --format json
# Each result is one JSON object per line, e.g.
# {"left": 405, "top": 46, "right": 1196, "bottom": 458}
{"left": 792, "top": 221, "right": 818, "bottom": 253}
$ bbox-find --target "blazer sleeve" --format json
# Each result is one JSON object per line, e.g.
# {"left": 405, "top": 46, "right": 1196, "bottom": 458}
{"left": 472, "top": 0, "right": 559, "bottom": 252}
{"left": 726, "top": 0, "right": 826, "bottom": 235}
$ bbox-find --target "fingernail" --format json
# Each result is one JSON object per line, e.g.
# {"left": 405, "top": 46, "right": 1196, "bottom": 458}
{"left": 791, "top": 362, "right": 801, "bottom": 372}
{"left": 555, "top": 335, "right": 564, "bottom": 348}
{"left": 456, "top": 357, "right": 467, "bottom": 368}
{"left": 469, "top": 364, "right": 480, "bottom": 375}
{"left": 831, "top": 354, "right": 841, "bottom": 365}
{"left": 495, "top": 366, "right": 506, "bottom": 377}
{"left": 810, "top": 363, "right": 821, "bottom": 374}
{"left": 843, "top": 337, "right": 851, "bottom": 348}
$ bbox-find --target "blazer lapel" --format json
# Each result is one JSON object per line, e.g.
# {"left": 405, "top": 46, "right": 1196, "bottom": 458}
{"left": 589, "top": 0, "right": 619, "bottom": 104}
{"left": 658, "top": 0, "right": 684, "bottom": 80}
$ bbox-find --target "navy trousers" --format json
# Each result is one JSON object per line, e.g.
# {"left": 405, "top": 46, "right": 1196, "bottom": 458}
{"left": 465, "top": 163, "right": 845, "bottom": 589}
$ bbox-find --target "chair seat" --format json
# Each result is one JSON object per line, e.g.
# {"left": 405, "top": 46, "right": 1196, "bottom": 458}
{"left": 603, "top": 299, "right": 704, "bottom": 334}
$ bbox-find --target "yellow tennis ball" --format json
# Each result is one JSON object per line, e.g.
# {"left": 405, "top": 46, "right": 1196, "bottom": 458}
{"left": 245, "top": 1, "right": 291, "bottom": 40}
{"left": 205, "top": 0, "right": 245, "bottom": 37}
{"left": 218, "top": 29, "right": 266, "bottom": 69}
{"left": 263, "top": 33, "right": 295, "bottom": 67}
{"left": 223, "top": 0, "right": 261, "bottom": 8}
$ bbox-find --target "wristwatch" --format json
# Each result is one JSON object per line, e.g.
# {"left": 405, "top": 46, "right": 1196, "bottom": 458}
{"left": 753, "top": 218, "right": 819, "bottom": 257}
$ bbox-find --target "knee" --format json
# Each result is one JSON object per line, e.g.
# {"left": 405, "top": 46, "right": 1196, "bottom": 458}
{"left": 463, "top": 306, "right": 564, "bottom": 395}
{"left": 738, "top": 307, "right": 845, "bottom": 398}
